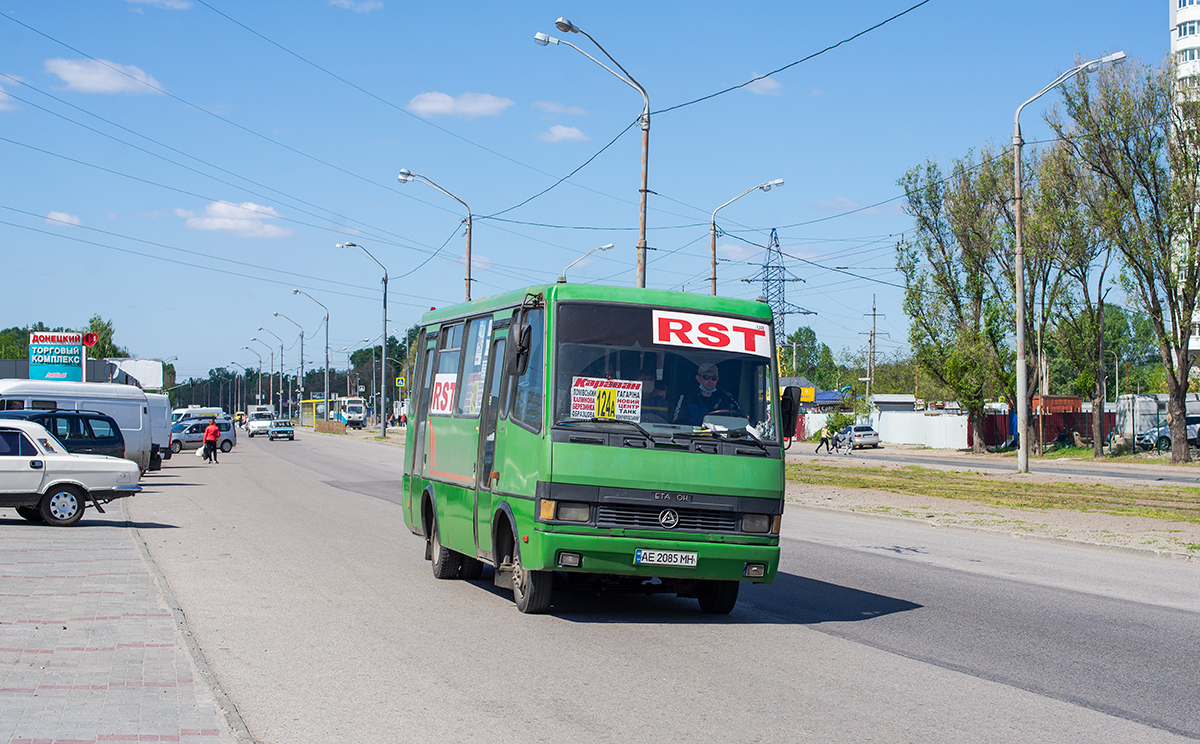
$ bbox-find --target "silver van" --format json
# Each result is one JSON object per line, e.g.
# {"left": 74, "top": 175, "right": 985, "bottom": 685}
{"left": 0, "top": 379, "right": 152, "bottom": 472}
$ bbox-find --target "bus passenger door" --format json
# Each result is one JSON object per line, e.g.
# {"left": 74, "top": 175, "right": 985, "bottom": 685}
{"left": 409, "top": 336, "right": 438, "bottom": 508}
{"left": 474, "top": 334, "right": 506, "bottom": 561}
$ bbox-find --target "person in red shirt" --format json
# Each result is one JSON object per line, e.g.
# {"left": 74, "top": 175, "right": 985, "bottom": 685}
{"left": 203, "top": 420, "right": 221, "bottom": 464}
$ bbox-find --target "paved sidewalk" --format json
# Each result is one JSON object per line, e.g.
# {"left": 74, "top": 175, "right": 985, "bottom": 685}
{"left": 0, "top": 497, "right": 242, "bottom": 744}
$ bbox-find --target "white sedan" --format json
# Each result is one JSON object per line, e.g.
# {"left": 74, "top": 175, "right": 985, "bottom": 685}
{"left": 0, "top": 419, "right": 142, "bottom": 527}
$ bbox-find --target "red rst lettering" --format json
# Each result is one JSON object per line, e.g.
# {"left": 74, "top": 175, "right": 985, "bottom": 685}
{"left": 658, "top": 317, "right": 693, "bottom": 345}
{"left": 697, "top": 322, "right": 730, "bottom": 348}
{"left": 731, "top": 325, "right": 767, "bottom": 353}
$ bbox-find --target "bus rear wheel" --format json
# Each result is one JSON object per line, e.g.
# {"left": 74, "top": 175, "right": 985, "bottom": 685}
{"left": 429, "top": 516, "right": 462, "bottom": 580}
{"left": 512, "top": 548, "right": 551, "bottom": 614}
{"left": 697, "top": 580, "right": 739, "bottom": 614}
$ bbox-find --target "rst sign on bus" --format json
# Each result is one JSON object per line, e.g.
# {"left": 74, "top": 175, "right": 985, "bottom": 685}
{"left": 29, "top": 331, "right": 85, "bottom": 381}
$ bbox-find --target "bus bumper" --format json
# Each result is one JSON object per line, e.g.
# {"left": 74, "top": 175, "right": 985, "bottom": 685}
{"left": 529, "top": 530, "right": 779, "bottom": 583}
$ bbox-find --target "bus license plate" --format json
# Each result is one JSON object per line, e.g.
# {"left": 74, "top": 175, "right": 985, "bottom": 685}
{"left": 634, "top": 549, "right": 697, "bottom": 567}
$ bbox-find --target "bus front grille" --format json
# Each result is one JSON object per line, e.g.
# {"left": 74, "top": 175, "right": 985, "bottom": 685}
{"left": 596, "top": 504, "right": 739, "bottom": 533}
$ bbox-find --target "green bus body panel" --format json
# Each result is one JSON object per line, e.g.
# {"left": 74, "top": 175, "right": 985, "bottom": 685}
{"left": 550, "top": 442, "right": 783, "bottom": 501}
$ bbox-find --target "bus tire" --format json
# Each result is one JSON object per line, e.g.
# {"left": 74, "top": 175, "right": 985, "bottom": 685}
{"left": 16, "top": 506, "right": 42, "bottom": 522}
{"left": 39, "top": 485, "right": 85, "bottom": 527}
{"left": 429, "top": 515, "right": 462, "bottom": 580}
{"left": 696, "top": 580, "right": 739, "bottom": 614}
{"left": 459, "top": 557, "right": 485, "bottom": 580}
{"left": 512, "top": 547, "right": 551, "bottom": 614}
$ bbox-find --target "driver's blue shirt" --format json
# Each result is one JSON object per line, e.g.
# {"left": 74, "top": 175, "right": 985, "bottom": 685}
{"left": 671, "top": 387, "right": 740, "bottom": 426}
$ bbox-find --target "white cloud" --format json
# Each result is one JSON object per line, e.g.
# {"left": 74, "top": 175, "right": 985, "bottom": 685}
{"left": 406, "top": 91, "right": 513, "bottom": 119}
{"left": 815, "top": 195, "right": 904, "bottom": 215}
{"left": 538, "top": 125, "right": 590, "bottom": 143}
{"left": 0, "top": 84, "right": 16, "bottom": 111}
{"left": 45, "top": 211, "right": 83, "bottom": 226}
{"left": 329, "top": 0, "right": 383, "bottom": 11}
{"left": 746, "top": 76, "right": 782, "bottom": 96}
{"left": 717, "top": 242, "right": 758, "bottom": 261}
{"left": 533, "top": 100, "right": 588, "bottom": 117}
{"left": 811, "top": 88, "right": 825, "bottom": 97}
{"left": 44, "top": 58, "right": 163, "bottom": 95}
{"left": 126, "top": 0, "right": 191, "bottom": 9}
{"left": 177, "top": 201, "right": 291, "bottom": 238}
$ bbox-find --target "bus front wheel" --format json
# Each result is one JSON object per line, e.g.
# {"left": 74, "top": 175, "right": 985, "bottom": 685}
{"left": 512, "top": 548, "right": 551, "bottom": 614}
{"left": 697, "top": 580, "right": 739, "bottom": 614}
{"left": 429, "top": 515, "right": 462, "bottom": 580}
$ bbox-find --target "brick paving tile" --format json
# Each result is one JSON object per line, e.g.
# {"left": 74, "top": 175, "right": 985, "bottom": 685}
{"left": 1, "top": 504, "right": 239, "bottom": 744}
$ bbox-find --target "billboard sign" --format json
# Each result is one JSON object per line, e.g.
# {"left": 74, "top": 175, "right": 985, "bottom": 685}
{"left": 29, "top": 331, "right": 85, "bottom": 381}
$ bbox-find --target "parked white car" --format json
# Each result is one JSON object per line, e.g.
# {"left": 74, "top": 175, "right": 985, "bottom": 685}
{"left": 0, "top": 419, "right": 142, "bottom": 526}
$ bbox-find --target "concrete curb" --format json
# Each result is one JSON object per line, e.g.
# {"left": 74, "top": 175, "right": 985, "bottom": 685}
{"left": 785, "top": 501, "right": 1197, "bottom": 563}
{"left": 122, "top": 498, "right": 257, "bottom": 744}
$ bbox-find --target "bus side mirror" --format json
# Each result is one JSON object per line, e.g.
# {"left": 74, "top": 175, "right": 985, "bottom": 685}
{"left": 506, "top": 322, "right": 531, "bottom": 377}
{"left": 780, "top": 386, "right": 802, "bottom": 439}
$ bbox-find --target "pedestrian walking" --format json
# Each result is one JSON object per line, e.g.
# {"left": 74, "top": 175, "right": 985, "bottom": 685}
{"left": 202, "top": 420, "right": 220, "bottom": 464}
{"left": 816, "top": 425, "right": 832, "bottom": 454}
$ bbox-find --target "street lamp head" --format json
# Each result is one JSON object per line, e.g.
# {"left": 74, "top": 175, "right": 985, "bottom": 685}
{"left": 598, "top": 242, "right": 614, "bottom": 252}
{"left": 759, "top": 178, "right": 785, "bottom": 192}
{"left": 555, "top": 17, "right": 579, "bottom": 33}
{"left": 1085, "top": 50, "right": 1126, "bottom": 74}
{"left": 533, "top": 32, "right": 558, "bottom": 46}
{"left": 272, "top": 312, "right": 280, "bottom": 317}
{"left": 335, "top": 242, "right": 358, "bottom": 249}
{"left": 292, "top": 289, "right": 300, "bottom": 295}
{"left": 396, "top": 169, "right": 414, "bottom": 183}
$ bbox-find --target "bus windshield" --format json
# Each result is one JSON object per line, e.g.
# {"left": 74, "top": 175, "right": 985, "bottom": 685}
{"left": 554, "top": 302, "right": 778, "bottom": 441}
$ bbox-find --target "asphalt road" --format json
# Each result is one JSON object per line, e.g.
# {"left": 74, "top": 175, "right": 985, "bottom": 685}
{"left": 788, "top": 444, "right": 1200, "bottom": 486}
{"left": 129, "top": 432, "right": 1200, "bottom": 743}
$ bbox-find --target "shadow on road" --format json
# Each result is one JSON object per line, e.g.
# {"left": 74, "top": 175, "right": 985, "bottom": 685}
{"left": 457, "top": 567, "right": 922, "bottom": 624}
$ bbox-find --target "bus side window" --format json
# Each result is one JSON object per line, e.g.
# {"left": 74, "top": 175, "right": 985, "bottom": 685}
{"left": 430, "top": 324, "right": 462, "bottom": 417}
{"left": 455, "top": 316, "right": 493, "bottom": 417}
{"left": 510, "top": 308, "right": 544, "bottom": 433}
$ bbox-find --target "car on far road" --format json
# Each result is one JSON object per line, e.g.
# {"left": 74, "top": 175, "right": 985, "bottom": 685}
{"left": 268, "top": 419, "right": 294, "bottom": 441}
{"left": 840, "top": 424, "right": 881, "bottom": 449}
{"left": 1133, "top": 416, "right": 1200, "bottom": 450}
{"left": 171, "top": 419, "right": 236, "bottom": 453}
{"left": 0, "top": 419, "right": 141, "bottom": 526}
{"left": 246, "top": 412, "right": 273, "bottom": 438}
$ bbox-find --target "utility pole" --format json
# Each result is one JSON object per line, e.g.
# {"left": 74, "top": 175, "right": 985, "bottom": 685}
{"left": 860, "top": 296, "right": 888, "bottom": 400}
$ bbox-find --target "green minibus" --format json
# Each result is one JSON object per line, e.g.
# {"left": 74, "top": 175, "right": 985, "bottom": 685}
{"left": 402, "top": 284, "right": 800, "bottom": 614}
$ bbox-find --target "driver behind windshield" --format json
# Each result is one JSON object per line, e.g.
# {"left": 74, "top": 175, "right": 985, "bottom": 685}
{"left": 671, "top": 362, "right": 741, "bottom": 426}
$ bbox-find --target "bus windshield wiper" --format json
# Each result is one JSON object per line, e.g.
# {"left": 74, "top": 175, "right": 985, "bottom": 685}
{"left": 699, "top": 422, "right": 771, "bottom": 454}
{"left": 556, "top": 417, "right": 657, "bottom": 443}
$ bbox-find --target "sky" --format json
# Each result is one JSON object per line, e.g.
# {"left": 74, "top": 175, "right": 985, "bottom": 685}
{"left": 0, "top": 0, "right": 1168, "bottom": 384}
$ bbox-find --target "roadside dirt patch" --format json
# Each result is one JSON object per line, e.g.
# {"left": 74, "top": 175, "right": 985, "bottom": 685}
{"left": 786, "top": 464, "right": 1200, "bottom": 558}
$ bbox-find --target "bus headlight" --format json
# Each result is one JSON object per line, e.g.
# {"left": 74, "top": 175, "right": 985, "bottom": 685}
{"left": 742, "top": 514, "right": 771, "bottom": 533}
{"left": 556, "top": 502, "right": 591, "bottom": 522}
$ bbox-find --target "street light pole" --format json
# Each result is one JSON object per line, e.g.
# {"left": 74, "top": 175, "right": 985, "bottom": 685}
{"left": 241, "top": 347, "right": 262, "bottom": 406}
{"left": 250, "top": 338, "right": 273, "bottom": 413}
{"left": 395, "top": 171, "right": 472, "bottom": 302}
{"left": 258, "top": 327, "right": 285, "bottom": 417}
{"left": 338, "top": 242, "right": 388, "bottom": 437}
{"left": 558, "top": 243, "right": 615, "bottom": 283}
{"left": 536, "top": 18, "right": 650, "bottom": 287}
{"left": 710, "top": 179, "right": 784, "bottom": 295}
{"left": 275, "top": 312, "right": 305, "bottom": 420}
{"left": 294, "top": 289, "right": 330, "bottom": 421}
{"left": 1012, "top": 50, "right": 1125, "bottom": 473}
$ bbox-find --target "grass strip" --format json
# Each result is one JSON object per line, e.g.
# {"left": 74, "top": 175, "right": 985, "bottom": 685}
{"left": 786, "top": 462, "right": 1200, "bottom": 524}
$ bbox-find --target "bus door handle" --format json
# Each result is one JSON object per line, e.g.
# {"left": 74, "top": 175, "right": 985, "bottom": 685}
{"left": 489, "top": 471, "right": 501, "bottom": 486}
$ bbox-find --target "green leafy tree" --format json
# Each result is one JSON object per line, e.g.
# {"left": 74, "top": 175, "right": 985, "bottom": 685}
{"left": 897, "top": 152, "right": 1015, "bottom": 452}
{"left": 1050, "top": 58, "right": 1200, "bottom": 462}
{"left": 85, "top": 315, "right": 129, "bottom": 359}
